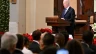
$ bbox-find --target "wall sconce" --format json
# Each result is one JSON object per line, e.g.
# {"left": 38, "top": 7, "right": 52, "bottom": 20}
{"left": 11, "top": 0, "right": 16, "bottom": 4}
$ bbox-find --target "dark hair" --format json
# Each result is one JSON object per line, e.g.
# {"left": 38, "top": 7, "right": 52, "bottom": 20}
{"left": 16, "top": 34, "right": 24, "bottom": 50}
{"left": 65, "top": 39, "right": 84, "bottom": 54}
{"left": 0, "top": 49, "right": 10, "bottom": 54}
{"left": 43, "top": 46, "right": 57, "bottom": 54}
{"left": 55, "top": 33, "right": 65, "bottom": 48}
{"left": 43, "top": 33, "right": 55, "bottom": 46}
{"left": 0, "top": 35, "right": 2, "bottom": 48}
{"left": 24, "top": 36, "right": 29, "bottom": 46}
{"left": 82, "top": 31, "right": 94, "bottom": 43}
{"left": 32, "top": 30, "right": 41, "bottom": 40}
{"left": 60, "top": 31, "right": 69, "bottom": 46}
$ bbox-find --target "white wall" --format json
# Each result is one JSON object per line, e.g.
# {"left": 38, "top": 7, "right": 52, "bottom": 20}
{"left": 26, "top": 0, "right": 54, "bottom": 33}
{"left": 18, "top": 0, "right": 26, "bottom": 33}
{"left": 10, "top": 0, "right": 54, "bottom": 34}
{"left": 35, "top": 0, "right": 54, "bottom": 29}
{"left": 70, "top": 0, "right": 77, "bottom": 15}
{"left": 10, "top": 0, "right": 26, "bottom": 34}
{"left": 10, "top": 0, "right": 19, "bottom": 22}
{"left": 26, "top": 0, "right": 36, "bottom": 33}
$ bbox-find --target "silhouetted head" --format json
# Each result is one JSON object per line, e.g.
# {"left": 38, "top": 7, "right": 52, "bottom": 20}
{"left": 23, "top": 36, "right": 29, "bottom": 48}
{"left": 32, "top": 30, "right": 42, "bottom": 41}
{"left": 39, "top": 32, "right": 55, "bottom": 50}
{"left": 16, "top": 34, "right": 24, "bottom": 50}
{"left": 55, "top": 33, "right": 65, "bottom": 48}
{"left": 60, "top": 31, "right": 69, "bottom": 46}
{"left": 65, "top": 39, "right": 84, "bottom": 54}
{"left": 82, "top": 31, "right": 94, "bottom": 44}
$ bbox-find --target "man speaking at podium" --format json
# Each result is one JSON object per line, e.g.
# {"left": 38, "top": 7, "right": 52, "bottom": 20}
{"left": 61, "top": 0, "right": 75, "bottom": 36}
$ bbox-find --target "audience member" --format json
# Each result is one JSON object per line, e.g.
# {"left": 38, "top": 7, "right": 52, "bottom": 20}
{"left": 39, "top": 32, "right": 47, "bottom": 50}
{"left": 55, "top": 33, "right": 65, "bottom": 48}
{"left": 13, "top": 34, "right": 24, "bottom": 54}
{"left": 22, "top": 36, "right": 33, "bottom": 54}
{"left": 39, "top": 32, "right": 56, "bottom": 54}
{"left": 82, "top": 31, "right": 95, "bottom": 54}
{"left": 16, "top": 34, "right": 24, "bottom": 50}
{"left": 60, "top": 31, "right": 69, "bottom": 46}
{"left": 65, "top": 39, "right": 84, "bottom": 54}
{"left": 0, "top": 35, "right": 2, "bottom": 48}
{"left": 43, "top": 33, "right": 55, "bottom": 47}
{"left": 29, "top": 30, "right": 42, "bottom": 53}
{"left": 41, "top": 46, "right": 57, "bottom": 54}
{"left": 1, "top": 32, "right": 18, "bottom": 54}
{"left": 2, "top": 29, "right": 96, "bottom": 54}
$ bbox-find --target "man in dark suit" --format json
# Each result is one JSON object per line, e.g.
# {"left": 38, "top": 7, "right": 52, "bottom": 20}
{"left": 29, "top": 30, "right": 42, "bottom": 53}
{"left": 39, "top": 33, "right": 57, "bottom": 54}
{"left": 82, "top": 31, "right": 96, "bottom": 54}
{"left": 61, "top": 0, "right": 75, "bottom": 36}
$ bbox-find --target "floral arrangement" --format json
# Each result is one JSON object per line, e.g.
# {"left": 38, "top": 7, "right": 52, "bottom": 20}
{"left": 90, "top": 23, "right": 96, "bottom": 45}
{"left": 0, "top": 32, "right": 4, "bottom": 35}
{"left": 93, "top": 37, "right": 96, "bottom": 45}
{"left": 93, "top": 34, "right": 96, "bottom": 45}
{"left": 39, "top": 28, "right": 52, "bottom": 34}
{"left": 90, "top": 23, "right": 96, "bottom": 32}
{"left": 23, "top": 33, "right": 33, "bottom": 42}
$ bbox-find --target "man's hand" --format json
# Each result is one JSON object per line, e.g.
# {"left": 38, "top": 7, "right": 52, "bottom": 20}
{"left": 61, "top": 18, "right": 65, "bottom": 20}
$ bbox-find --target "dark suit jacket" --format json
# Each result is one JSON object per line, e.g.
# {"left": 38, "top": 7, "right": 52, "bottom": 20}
{"left": 81, "top": 43, "right": 95, "bottom": 54}
{"left": 13, "top": 49, "right": 23, "bottom": 54}
{"left": 89, "top": 44, "right": 96, "bottom": 54}
{"left": 39, "top": 46, "right": 57, "bottom": 54}
{"left": 61, "top": 7, "right": 75, "bottom": 36}
{"left": 0, "top": 49, "right": 10, "bottom": 54}
{"left": 61, "top": 7, "right": 75, "bottom": 23}
{"left": 29, "top": 41, "right": 41, "bottom": 53}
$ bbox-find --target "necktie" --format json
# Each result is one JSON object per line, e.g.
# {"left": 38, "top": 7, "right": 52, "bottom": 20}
{"left": 61, "top": 8, "right": 66, "bottom": 18}
{"left": 64, "top": 8, "right": 66, "bottom": 15}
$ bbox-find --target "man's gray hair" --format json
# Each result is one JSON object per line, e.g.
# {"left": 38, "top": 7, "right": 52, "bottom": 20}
{"left": 1, "top": 32, "right": 18, "bottom": 49}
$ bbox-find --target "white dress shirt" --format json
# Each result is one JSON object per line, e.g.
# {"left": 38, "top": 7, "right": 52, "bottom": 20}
{"left": 22, "top": 47, "right": 33, "bottom": 54}
{"left": 33, "top": 40, "right": 39, "bottom": 44}
{"left": 61, "top": 6, "right": 70, "bottom": 20}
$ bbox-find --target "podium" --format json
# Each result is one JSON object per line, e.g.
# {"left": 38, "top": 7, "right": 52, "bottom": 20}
{"left": 46, "top": 16, "right": 88, "bottom": 40}
{"left": 46, "top": 17, "right": 70, "bottom": 33}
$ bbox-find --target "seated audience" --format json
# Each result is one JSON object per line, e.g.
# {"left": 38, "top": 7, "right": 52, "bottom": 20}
{"left": 55, "top": 33, "right": 65, "bottom": 48}
{"left": 39, "top": 32, "right": 56, "bottom": 54}
{"left": 82, "top": 31, "right": 95, "bottom": 54}
{"left": 65, "top": 39, "right": 84, "bottom": 54}
{"left": 29, "top": 30, "right": 42, "bottom": 53}
{"left": 22, "top": 36, "right": 33, "bottom": 54}
{"left": 60, "top": 31, "right": 69, "bottom": 46}
{"left": 0, "top": 49, "right": 10, "bottom": 54}
{"left": 1, "top": 32, "right": 18, "bottom": 54}
{"left": 13, "top": 34, "right": 24, "bottom": 54}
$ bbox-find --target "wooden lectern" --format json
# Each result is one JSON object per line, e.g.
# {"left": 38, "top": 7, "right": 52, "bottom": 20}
{"left": 74, "top": 15, "right": 89, "bottom": 40}
{"left": 46, "top": 17, "right": 70, "bottom": 33}
{"left": 46, "top": 16, "right": 88, "bottom": 40}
